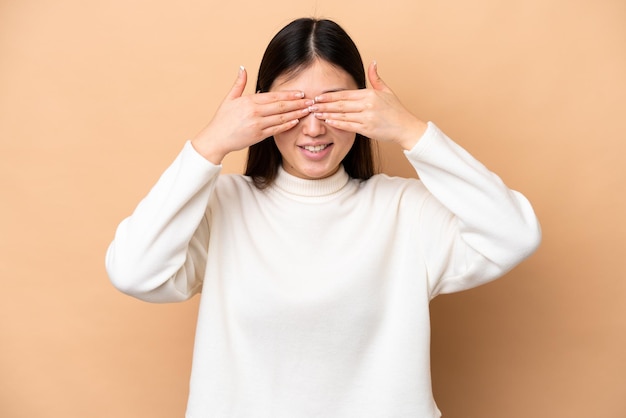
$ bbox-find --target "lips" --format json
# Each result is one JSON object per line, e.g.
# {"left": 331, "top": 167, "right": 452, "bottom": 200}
{"left": 297, "top": 142, "right": 334, "bottom": 160}
{"left": 302, "top": 144, "right": 330, "bottom": 153}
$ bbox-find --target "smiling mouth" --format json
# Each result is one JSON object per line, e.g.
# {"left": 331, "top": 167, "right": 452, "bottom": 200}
{"left": 301, "top": 144, "right": 331, "bottom": 153}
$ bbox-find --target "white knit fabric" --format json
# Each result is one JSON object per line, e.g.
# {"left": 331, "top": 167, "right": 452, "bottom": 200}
{"left": 106, "top": 122, "right": 541, "bottom": 417}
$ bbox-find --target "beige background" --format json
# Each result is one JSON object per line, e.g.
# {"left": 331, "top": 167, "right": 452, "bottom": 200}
{"left": 1, "top": 0, "right": 625, "bottom": 417}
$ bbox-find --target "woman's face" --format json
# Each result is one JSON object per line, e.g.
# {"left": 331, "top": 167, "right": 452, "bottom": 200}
{"left": 270, "top": 59, "right": 358, "bottom": 180}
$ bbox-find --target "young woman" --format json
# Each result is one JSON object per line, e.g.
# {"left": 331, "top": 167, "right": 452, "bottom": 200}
{"left": 106, "top": 17, "right": 541, "bottom": 418}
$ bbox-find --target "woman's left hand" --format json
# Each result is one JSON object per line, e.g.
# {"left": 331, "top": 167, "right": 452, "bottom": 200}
{"left": 311, "top": 61, "right": 428, "bottom": 150}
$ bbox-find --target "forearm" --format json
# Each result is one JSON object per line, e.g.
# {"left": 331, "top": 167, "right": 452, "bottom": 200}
{"left": 105, "top": 141, "right": 221, "bottom": 302}
{"left": 407, "top": 123, "right": 541, "bottom": 290}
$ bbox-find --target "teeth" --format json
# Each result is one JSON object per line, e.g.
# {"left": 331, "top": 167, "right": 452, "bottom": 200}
{"left": 303, "top": 144, "right": 329, "bottom": 152}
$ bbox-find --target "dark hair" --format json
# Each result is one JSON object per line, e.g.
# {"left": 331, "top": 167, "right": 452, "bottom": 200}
{"left": 245, "top": 18, "right": 377, "bottom": 188}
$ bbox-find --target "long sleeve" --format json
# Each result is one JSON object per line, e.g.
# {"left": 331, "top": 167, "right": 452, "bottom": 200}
{"left": 105, "top": 141, "right": 222, "bottom": 303}
{"left": 405, "top": 122, "right": 541, "bottom": 297}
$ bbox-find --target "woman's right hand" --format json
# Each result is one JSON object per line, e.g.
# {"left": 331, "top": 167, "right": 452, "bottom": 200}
{"left": 191, "top": 66, "right": 313, "bottom": 164}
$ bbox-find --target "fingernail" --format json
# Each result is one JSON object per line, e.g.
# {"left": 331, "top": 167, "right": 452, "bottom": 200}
{"left": 294, "top": 91, "right": 305, "bottom": 98}
{"left": 304, "top": 100, "right": 315, "bottom": 106}
{"left": 308, "top": 105, "right": 318, "bottom": 112}
{"left": 314, "top": 95, "right": 322, "bottom": 102}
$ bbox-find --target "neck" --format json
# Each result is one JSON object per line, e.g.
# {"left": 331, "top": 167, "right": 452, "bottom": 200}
{"left": 273, "top": 165, "right": 350, "bottom": 198}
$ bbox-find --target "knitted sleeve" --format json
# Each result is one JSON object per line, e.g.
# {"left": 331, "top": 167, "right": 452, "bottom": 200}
{"left": 405, "top": 122, "right": 541, "bottom": 298}
{"left": 105, "top": 141, "right": 222, "bottom": 303}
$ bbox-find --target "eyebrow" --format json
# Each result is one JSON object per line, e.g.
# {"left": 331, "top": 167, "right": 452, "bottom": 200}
{"left": 321, "top": 88, "right": 348, "bottom": 94}
{"left": 272, "top": 86, "right": 352, "bottom": 95}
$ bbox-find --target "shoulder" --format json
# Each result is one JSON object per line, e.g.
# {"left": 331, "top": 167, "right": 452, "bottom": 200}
{"left": 215, "top": 173, "right": 258, "bottom": 197}
{"left": 360, "top": 172, "right": 427, "bottom": 196}
{"left": 207, "top": 174, "right": 263, "bottom": 217}
{"left": 213, "top": 174, "right": 264, "bottom": 206}
{"left": 354, "top": 173, "right": 432, "bottom": 211}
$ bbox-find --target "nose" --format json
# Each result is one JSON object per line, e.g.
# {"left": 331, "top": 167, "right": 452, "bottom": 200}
{"left": 301, "top": 112, "right": 326, "bottom": 138}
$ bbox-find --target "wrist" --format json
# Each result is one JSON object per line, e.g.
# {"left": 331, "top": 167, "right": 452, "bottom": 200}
{"left": 191, "top": 135, "right": 227, "bottom": 165}
{"left": 397, "top": 119, "right": 428, "bottom": 151}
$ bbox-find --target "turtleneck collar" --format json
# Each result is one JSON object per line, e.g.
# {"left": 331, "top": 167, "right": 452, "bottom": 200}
{"left": 273, "top": 165, "right": 351, "bottom": 198}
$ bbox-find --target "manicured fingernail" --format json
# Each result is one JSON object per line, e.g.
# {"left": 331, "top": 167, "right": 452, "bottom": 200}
{"left": 314, "top": 95, "right": 323, "bottom": 102}
{"left": 294, "top": 91, "right": 305, "bottom": 98}
{"left": 308, "top": 105, "right": 318, "bottom": 112}
{"left": 304, "top": 100, "right": 315, "bottom": 106}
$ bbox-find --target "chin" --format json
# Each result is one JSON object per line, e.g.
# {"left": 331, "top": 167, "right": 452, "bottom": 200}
{"left": 303, "top": 167, "right": 337, "bottom": 180}
{"left": 283, "top": 158, "right": 341, "bottom": 180}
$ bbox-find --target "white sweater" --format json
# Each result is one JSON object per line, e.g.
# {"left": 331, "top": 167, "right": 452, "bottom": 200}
{"left": 106, "top": 122, "right": 541, "bottom": 417}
